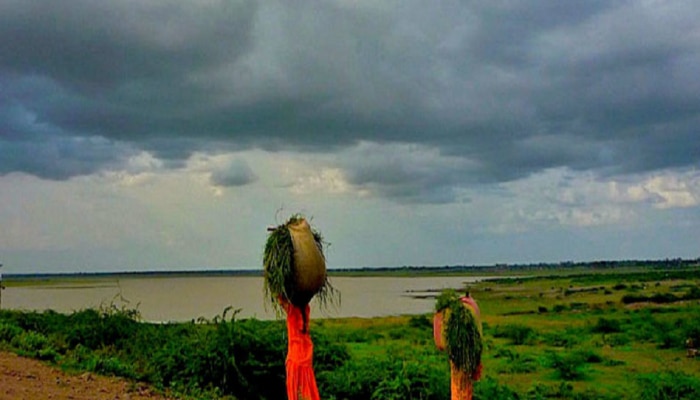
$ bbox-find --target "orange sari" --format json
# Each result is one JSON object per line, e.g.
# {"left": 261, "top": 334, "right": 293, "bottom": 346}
{"left": 283, "top": 302, "right": 320, "bottom": 400}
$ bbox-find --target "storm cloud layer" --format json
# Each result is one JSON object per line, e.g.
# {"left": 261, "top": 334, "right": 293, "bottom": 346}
{"left": 2, "top": 0, "right": 699, "bottom": 202}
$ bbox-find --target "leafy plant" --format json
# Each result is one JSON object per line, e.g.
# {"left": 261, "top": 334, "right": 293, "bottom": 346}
{"left": 493, "top": 324, "right": 536, "bottom": 345}
{"left": 546, "top": 351, "right": 588, "bottom": 381}
{"left": 636, "top": 372, "right": 700, "bottom": 400}
{"left": 592, "top": 317, "right": 622, "bottom": 334}
{"left": 435, "top": 289, "right": 483, "bottom": 376}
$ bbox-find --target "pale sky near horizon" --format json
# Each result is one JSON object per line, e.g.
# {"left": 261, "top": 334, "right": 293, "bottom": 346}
{"left": 1, "top": 1, "right": 699, "bottom": 274}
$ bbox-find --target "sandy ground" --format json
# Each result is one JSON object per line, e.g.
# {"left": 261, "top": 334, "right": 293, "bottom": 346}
{"left": 0, "top": 352, "right": 174, "bottom": 400}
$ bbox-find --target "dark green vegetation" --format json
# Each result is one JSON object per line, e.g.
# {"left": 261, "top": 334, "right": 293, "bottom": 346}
{"left": 435, "top": 289, "right": 482, "bottom": 375}
{"left": 2, "top": 265, "right": 700, "bottom": 399}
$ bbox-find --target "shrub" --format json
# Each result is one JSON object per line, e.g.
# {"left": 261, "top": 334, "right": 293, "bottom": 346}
{"left": 636, "top": 372, "right": 700, "bottom": 400}
{"left": 473, "top": 377, "right": 519, "bottom": 400}
{"left": 493, "top": 324, "right": 536, "bottom": 345}
{"left": 494, "top": 348, "right": 539, "bottom": 374}
{"left": 546, "top": 351, "right": 588, "bottom": 381}
{"left": 543, "top": 328, "right": 582, "bottom": 348}
{"left": 602, "top": 333, "right": 631, "bottom": 347}
{"left": 592, "top": 317, "right": 622, "bottom": 334}
{"left": 0, "top": 322, "right": 23, "bottom": 343}
{"left": 64, "top": 307, "right": 141, "bottom": 350}
{"left": 10, "top": 331, "right": 58, "bottom": 361}
{"left": 553, "top": 304, "right": 568, "bottom": 313}
{"left": 371, "top": 360, "right": 446, "bottom": 400}
{"left": 408, "top": 314, "right": 432, "bottom": 329}
{"left": 319, "top": 347, "right": 448, "bottom": 400}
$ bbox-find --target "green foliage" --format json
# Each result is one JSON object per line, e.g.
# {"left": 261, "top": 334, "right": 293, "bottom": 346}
{"left": 493, "top": 347, "right": 539, "bottom": 374}
{"left": 527, "top": 381, "right": 574, "bottom": 399}
{"left": 408, "top": 314, "right": 432, "bottom": 329}
{"left": 601, "top": 332, "right": 631, "bottom": 347}
{"left": 64, "top": 307, "right": 141, "bottom": 350}
{"left": 0, "top": 321, "right": 23, "bottom": 342}
{"left": 591, "top": 317, "right": 622, "bottom": 334}
{"left": 542, "top": 328, "right": 582, "bottom": 348}
{"left": 636, "top": 372, "right": 700, "bottom": 400}
{"left": 10, "top": 330, "right": 58, "bottom": 361}
{"left": 493, "top": 324, "right": 536, "bottom": 345}
{"left": 263, "top": 215, "right": 298, "bottom": 311}
{"left": 473, "top": 377, "right": 520, "bottom": 400}
{"left": 622, "top": 286, "right": 700, "bottom": 305}
{"left": 435, "top": 289, "right": 483, "bottom": 375}
{"left": 546, "top": 351, "right": 588, "bottom": 381}
{"left": 150, "top": 309, "right": 289, "bottom": 399}
{"left": 370, "top": 360, "right": 445, "bottom": 400}
{"left": 318, "top": 346, "right": 448, "bottom": 400}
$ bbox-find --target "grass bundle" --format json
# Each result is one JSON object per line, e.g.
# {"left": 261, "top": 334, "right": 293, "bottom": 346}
{"left": 435, "top": 289, "right": 483, "bottom": 376}
{"left": 263, "top": 214, "right": 338, "bottom": 314}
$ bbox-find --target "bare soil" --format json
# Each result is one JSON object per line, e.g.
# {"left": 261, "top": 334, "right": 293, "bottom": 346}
{"left": 0, "top": 351, "right": 174, "bottom": 400}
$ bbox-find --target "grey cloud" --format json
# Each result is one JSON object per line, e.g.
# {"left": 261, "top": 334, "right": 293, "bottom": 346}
{"left": 1, "top": 1, "right": 700, "bottom": 202}
{"left": 0, "top": 135, "right": 134, "bottom": 180}
{"left": 210, "top": 158, "right": 257, "bottom": 187}
{"left": 0, "top": 0, "right": 257, "bottom": 91}
{"left": 339, "top": 143, "right": 474, "bottom": 204}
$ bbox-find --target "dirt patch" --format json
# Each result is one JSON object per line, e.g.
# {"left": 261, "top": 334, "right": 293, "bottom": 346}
{"left": 0, "top": 351, "right": 174, "bottom": 400}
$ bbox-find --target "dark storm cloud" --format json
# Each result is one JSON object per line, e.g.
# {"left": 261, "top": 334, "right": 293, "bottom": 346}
{"left": 1, "top": 0, "right": 699, "bottom": 201}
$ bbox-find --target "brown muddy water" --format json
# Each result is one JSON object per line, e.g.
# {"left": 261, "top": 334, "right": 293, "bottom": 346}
{"left": 2, "top": 275, "right": 493, "bottom": 322}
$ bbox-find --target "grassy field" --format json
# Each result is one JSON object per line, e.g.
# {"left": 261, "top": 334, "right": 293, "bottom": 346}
{"left": 1, "top": 265, "right": 700, "bottom": 399}
{"left": 312, "top": 267, "right": 700, "bottom": 398}
{"left": 467, "top": 269, "right": 700, "bottom": 397}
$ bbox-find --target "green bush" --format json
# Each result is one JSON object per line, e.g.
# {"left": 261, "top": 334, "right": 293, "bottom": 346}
{"left": 543, "top": 328, "right": 582, "bottom": 348}
{"left": 602, "top": 333, "right": 631, "bottom": 347}
{"left": 371, "top": 360, "right": 446, "bottom": 400}
{"left": 64, "top": 307, "right": 141, "bottom": 350}
{"left": 319, "top": 347, "right": 448, "bottom": 400}
{"left": 408, "top": 314, "right": 432, "bottom": 329}
{"left": 592, "top": 317, "right": 622, "bottom": 334}
{"left": 10, "top": 331, "right": 58, "bottom": 361}
{"left": 0, "top": 321, "right": 23, "bottom": 343}
{"left": 636, "top": 372, "right": 700, "bottom": 400}
{"left": 546, "top": 351, "right": 588, "bottom": 381}
{"left": 493, "top": 324, "right": 536, "bottom": 345}
{"left": 473, "top": 377, "right": 520, "bottom": 400}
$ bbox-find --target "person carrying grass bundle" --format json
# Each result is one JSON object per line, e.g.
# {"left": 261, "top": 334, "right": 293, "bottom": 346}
{"left": 264, "top": 215, "right": 338, "bottom": 400}
{"left": 434, "top": 290, "right": 483, "bottom": 400}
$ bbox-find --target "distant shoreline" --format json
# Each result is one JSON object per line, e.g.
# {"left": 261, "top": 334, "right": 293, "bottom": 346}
{"left": 2, "top": 257, "right": 698, "bottom": 281}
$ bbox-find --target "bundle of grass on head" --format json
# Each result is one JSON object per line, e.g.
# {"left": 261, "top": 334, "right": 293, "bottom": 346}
{"left": 435, "top": 289, "right": 483, "bottom": 376}
{"left": 263, "top": 214, "right": 338, "bottom": 314}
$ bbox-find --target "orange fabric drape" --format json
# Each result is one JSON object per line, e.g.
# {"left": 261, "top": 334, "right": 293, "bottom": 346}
{"left": 449, "top": 362, "right": 483, "bottom": 400}
{"left": 283, "top": 301, "right": 320, "bottom": 400}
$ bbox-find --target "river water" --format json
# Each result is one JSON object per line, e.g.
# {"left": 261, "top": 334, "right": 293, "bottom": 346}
{"left": 2, "top": 275, "right": 492, "bottom": 322}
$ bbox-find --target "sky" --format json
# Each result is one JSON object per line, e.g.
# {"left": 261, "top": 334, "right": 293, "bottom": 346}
{"left": 1, "top": 0, "right": 699, "bottom": 274}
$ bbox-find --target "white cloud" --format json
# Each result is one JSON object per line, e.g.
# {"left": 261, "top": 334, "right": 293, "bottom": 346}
{"left": 612, "top": 170, "right": 700, "bottom": 209}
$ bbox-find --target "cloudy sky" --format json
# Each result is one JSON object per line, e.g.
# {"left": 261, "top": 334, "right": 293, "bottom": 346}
{"left": 1, "top": 0, "right": 699, "bottom": 274}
